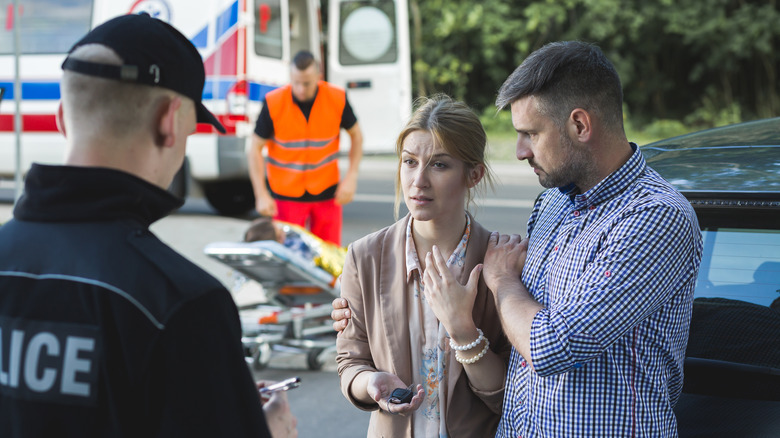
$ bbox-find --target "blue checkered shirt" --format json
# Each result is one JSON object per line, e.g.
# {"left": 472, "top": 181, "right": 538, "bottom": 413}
{"left": 496, "top": 146, "right": 703, "bottom": 438}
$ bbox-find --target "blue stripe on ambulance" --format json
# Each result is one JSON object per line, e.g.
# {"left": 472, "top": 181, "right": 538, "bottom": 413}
{"left": 2, "top": 2, "right": 277, "bottom": 104}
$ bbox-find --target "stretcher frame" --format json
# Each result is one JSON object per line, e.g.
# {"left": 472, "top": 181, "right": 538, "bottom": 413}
{"left": 204, "top": 240, "right": 339, "bottom": 370}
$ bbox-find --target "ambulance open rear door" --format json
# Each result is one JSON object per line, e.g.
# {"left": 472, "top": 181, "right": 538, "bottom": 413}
{"left": 326, "top": 0, "right": 411, "bottom": 154}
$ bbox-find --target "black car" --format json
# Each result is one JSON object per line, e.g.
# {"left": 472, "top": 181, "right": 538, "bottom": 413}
{"left": 642, "top": 117, "right": 780, "bottom": 437}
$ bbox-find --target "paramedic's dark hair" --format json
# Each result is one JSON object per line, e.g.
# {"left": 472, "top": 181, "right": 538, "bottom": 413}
{"left": 496, "top": 41, "right": 624, "bottom": 134}
{"left": 292, "top": 50, "right": 317, "bottom": 71}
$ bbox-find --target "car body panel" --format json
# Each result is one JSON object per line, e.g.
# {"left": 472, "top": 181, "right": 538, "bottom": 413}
{"left": 643, "top": 117, "right": 780, "bottom": 192}
{"left": 642, "top": 118, "right": 780, "bottom": 437}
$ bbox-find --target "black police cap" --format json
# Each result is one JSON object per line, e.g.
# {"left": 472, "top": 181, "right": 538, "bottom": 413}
{"left": 61, "top": 12, "right": 226, "bottom": 134}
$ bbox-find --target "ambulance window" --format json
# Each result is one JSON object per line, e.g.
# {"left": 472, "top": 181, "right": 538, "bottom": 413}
{"left": 339, "top": 1, "right": 397, "bottom": 65}
{"left": 255, "top": 0, "right": 283, "bottom": 59}
{"left": 0, "top": 0, "right": 92, "bottom": 54}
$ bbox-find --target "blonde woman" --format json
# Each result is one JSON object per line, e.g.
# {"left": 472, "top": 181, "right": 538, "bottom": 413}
{"left": 336, "top": 95, "right": 510, "bottom": 437}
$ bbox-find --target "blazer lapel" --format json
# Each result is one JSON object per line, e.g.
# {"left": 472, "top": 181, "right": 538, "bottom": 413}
{"left": 379, "top": 215, "right": 414, "bottom": 381}
{"left": 445, "top": 216, "right": 491, "bottom": 409}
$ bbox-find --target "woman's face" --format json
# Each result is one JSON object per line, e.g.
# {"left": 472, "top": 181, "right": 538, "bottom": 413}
{"left": 400, "top": 130, "right": 472, "bottom": 224}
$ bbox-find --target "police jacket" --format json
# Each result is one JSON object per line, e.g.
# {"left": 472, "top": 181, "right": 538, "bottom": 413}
{"left": 0, "top": 164, "right": 271, "bottom": 438}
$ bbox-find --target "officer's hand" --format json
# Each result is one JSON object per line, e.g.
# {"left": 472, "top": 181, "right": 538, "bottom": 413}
{"left": 258, "top": 381, "right": 298, "bottom": 438}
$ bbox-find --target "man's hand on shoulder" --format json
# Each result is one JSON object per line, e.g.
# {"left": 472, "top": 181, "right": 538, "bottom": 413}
{"left": 331, "top": 297, "right": 351, "bottom": 333}
{"left": 483, "top": 232, "right": 528, "bottom": 299}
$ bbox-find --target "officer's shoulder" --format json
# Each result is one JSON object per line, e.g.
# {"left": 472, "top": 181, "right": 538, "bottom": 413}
{"left": 127, "top": 231, "right": 229, "bottom": 319}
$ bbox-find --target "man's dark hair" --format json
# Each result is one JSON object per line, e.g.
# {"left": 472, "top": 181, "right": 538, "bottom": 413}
{"left": 496, "top": 41, "right": 624, "bottom": 134}
{"left": 292, "top": 50, "right": 317, "bottom": 71}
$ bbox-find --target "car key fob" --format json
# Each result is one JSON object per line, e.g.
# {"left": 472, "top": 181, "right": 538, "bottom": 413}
{"left": 388, "top": 386, "right": 414, "bottom": 404}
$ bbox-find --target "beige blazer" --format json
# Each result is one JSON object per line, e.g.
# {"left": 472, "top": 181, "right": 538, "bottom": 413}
{"left": 336, "top": 214, "right": 511, "bottom": 438}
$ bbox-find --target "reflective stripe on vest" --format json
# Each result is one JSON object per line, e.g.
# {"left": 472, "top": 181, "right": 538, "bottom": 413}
{"left": 264, "top": 82, "right": 345, "bottom": 198}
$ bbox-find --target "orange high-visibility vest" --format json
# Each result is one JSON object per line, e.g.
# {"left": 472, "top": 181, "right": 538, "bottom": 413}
{"left": 264, "top": 82, "right": 345, "bottom": 198}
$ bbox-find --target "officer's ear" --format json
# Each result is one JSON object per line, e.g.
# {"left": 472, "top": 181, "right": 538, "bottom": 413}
{"left": 156, "top": 96, "right": 182, "bottom": 148}
{"left": 56, "top": 102, "right": 67, "bottom": 138}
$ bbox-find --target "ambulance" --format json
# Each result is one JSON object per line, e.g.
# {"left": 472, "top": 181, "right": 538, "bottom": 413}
{"left": 0, "top": 0, "right": 412, "bottom": 214}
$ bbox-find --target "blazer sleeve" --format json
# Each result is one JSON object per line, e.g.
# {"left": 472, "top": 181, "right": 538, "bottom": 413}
{"left": 336, "top": 243, "right": 380, "bottom": 412}
{"left": 463, "top": 223, "right": 512, "bottom": 414}
{"left": 454, "top": 281, "right": 508, "bottom": 415}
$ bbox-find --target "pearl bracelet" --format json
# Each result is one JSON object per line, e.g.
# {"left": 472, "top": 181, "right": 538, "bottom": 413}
{"left": 455, "top": 338, "right": 490, "bottom": 365}
{"left": 449, "top": 328, "right": 485, "bottom": 351}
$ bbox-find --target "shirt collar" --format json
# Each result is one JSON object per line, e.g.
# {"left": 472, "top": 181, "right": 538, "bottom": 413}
{"left": 558, "top": 143, "right": 645, "bottom": 209}
{"left": 13, "top": 163, "right": 182, "bottom": 227}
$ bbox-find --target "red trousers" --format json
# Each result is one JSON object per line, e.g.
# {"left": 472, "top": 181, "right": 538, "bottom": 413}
{"left": 274, "top": 198, "right": 342, "bottom": 246}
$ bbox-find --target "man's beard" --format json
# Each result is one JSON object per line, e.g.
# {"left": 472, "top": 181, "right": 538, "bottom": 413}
{"left": 534, "top": 133, "right": 593, "bottom": 190}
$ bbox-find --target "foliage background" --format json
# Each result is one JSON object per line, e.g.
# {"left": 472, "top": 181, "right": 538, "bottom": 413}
{"left": 407, "top": 0, "right": 780, "bottom": 143}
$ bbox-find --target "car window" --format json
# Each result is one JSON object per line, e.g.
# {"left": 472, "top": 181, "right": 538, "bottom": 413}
{"left": 695, "top": 228, "right": 780, "bottom": 307}
{"left": 254, "top": 0, "right": 283, "bottom": 59}
{"left": 688, "top": 227, "right": 780, "bottom": 369}
{"left": 338, "top": 0, "right": 398, "bottom": 65}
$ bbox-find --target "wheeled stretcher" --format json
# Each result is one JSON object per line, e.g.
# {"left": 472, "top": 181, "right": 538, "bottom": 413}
{"left": 204, "top": 240, "right": 340, "bottom": 370}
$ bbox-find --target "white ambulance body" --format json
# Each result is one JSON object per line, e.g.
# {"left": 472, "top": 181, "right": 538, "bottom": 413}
{"left": 0, "top": 0, "right": 411, "bottom": 214}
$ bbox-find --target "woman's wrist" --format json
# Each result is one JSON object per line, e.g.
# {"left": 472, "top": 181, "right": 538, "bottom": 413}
{"left": 350, "top": 371, "right": 377, "bottom": 405}
{"left": 446, "top": 320, "right": 479, "bottom": 346}
{"left": 455, "top": 337, "right": 490, "bottom": 365}
{"left": 449, "top": 327, "right": 484, "bottom": 351}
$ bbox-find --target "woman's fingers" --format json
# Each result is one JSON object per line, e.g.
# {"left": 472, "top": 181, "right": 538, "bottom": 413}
{"left": 431, "top": 246, "right": 451, "bottom": 280}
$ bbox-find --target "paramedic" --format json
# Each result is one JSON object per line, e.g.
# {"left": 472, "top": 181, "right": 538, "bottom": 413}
{"left": 248, "top": 50, "right": 363, "bottom": 246}
{"left": 0, "top": 14, "right": 296, "bottom": 438}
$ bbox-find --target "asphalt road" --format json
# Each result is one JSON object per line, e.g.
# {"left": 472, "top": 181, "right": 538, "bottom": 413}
{"left": 0, "top": 157, "right": 540, "bottom": 437}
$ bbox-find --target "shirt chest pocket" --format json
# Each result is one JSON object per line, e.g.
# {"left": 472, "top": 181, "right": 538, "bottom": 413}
{"left": 545, "top": 235, "right": 605, "bottom": 301}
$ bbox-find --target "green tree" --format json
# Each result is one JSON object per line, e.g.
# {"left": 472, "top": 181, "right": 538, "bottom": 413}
{"left": 410, "top": 0, "right": 526, "bottom": 109}
{"left": 410, "top": 0, "right": 780, "bottom": 129}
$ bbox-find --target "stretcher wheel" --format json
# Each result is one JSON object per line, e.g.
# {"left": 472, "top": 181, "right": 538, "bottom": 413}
{"left": 252, "top": 342, "right": 273, "bottom": 371}
{"left": 307, "top": 348, "right": 324, "bottom": 371}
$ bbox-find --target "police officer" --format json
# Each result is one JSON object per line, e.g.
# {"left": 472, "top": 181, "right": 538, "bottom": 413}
{"left": 0, "top": 13, "right": 296, "bottom": 438}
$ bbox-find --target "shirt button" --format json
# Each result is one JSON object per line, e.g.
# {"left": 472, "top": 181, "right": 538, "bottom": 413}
{"left": 588, "top": 205, "right": 596, "bottom": 210}
{"left": 554, "top": 246, "right": 558, "bottom": 251}
{"left": 520, "top": 361, "right": 527, "bottom": 367}
{"left": 573, "top": 210, "right": 580, "bottom": 217}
